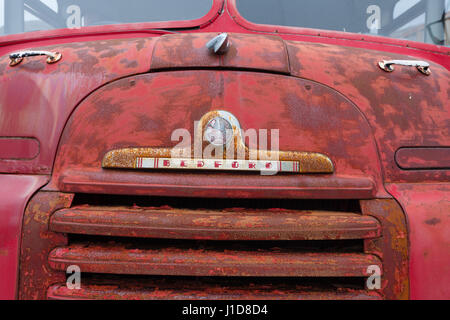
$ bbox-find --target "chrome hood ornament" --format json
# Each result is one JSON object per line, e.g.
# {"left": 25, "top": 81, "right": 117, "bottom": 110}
{"left": 206, "top": 33, "right": 231, "bottom": 55}
{"left": 102, "top": 110, "right": 334, "bottom": 174}
{"left": 204, "top": 116, "right": 233, "bottom": 146}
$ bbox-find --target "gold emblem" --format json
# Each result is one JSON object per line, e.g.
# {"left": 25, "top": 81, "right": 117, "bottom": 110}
{"left": 102, "top": 111, "right": 334, "bottom": 174}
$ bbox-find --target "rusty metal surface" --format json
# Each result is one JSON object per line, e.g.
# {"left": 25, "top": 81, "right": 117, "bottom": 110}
{"left": 46, "top": 70, "right": 386, "bottom": 198}
{"left": 101, "top": 147, "right": 334, "bottom": 173}
{"left": 50, "top": 207, "right": 381, "bottom": 241}
{"left": 361, "top": 199, "right": 409, "bottom": 300}
{"left": 0, "top": 37, "right": 157, "bottom": 175}
{"left": 18, "top": 192, "right": 74, "bottom": 300}
{"left": 57, "top": 170, "right": 375, "bottom": 199}
{"left": 0, "top": 0, "right": 446, "bottom": 300}
{"left": 0, "top": 175, "right": 48, "bottom": 300}
{"left": 47, "top": 280, "right": 382, "bottom": 300}
{"left": 2, "top": 32, "right": 445, "bottom": 185}
{"left": 49, "top": 243, "right": 381, "bottom": 277}
{"left": 395, "top": 147, "right": 450, "bottom": 170}
{"left": 151, "top": 33, "right": 289, "bottom": 73}
{"left": 386, "top": 183, "right": 450, "bottom": 299}
{"left": 101, "top": 108, "right": 334, "bottom": 173}
{"left": 286, "top": 41, "right": 450, "bottom": 184}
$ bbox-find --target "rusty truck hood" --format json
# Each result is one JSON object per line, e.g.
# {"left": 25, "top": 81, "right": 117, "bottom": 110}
{"left": 0, "top": 33, "right": 448, "bottom": 191}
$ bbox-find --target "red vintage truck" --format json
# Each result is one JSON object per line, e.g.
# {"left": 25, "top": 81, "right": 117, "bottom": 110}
{"left": 0, "top": 0, "right": 448, "bottom": 300}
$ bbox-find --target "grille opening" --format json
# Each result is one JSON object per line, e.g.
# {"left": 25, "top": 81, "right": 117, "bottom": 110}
{"left": 52, "top": 194, "right": 376, "bottom": 300}
{"left": 71, "top": 274, "right": 368, "bottom": 291}
{"left": 71, "top": 193, "right": 361, "bottom": 213}
{"left": 67, "top": 234, "right": 364, "bottom": 253}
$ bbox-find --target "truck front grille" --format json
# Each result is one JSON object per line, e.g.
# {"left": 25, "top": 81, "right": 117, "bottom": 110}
{"left": 18, "top": 192, "right": 408, "bottom": 300}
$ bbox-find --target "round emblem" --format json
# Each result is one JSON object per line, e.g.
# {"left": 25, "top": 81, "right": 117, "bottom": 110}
{"left": 204, "top": 117, "right": 233, "bottom": 146}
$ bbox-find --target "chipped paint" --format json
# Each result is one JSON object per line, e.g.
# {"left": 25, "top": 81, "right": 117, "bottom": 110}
{"left": 18, "top": 192, "right": 74, "bottom": 300}
{"left": 1, "top": 0, "right": 448, "bottom": 300}
{"left": 50, "top": 206, "right": 381, "bottom": 241}
{"left": 361, "top": 199, "right": 409, "bottom": 300}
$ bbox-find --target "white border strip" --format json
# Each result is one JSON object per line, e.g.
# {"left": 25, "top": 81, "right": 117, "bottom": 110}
{"left": 135, "top": 158, "right": 300, "bottom": 173}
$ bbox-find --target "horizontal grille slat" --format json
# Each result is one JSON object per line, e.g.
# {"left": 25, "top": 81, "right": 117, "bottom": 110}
{"left": 60, "top": 170, "right": 376, "bottom": 199}
{"left": 48, "top": 243, "right": 381, "bottom": 277}
{"left": 50, "top": 207, "right": 381, "bottom": 240}
{"left": 48, "top": 280, "right": 382, "bottom": 300}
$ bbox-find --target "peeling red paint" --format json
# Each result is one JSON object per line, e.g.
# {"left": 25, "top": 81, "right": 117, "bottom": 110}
{"left": 18, "top": 192, "right": 73, "bottom": 300}
{"left": 46, "top": 70, "right": 386, "bottom": 199}
{"left": 0, "top": 175, "right": 48, "bottom": 299}
{"left": 48, "top": 243, "right": 382, "bottom": 277}
{"left": 0, "top": 38, "right": 157, "bottom": 175}
{"left": 151, "top": 32, "right": 289, "bottom": 73}
{"left": 0, "top": 0, "right": 448, "bottom": 300}
{"left": 386, "top": 184, "right": 449, "bottom": 300}
{"left": 47, "top": 280, "right": 382, "bottom": 300}
{"left": 395, "top": 147, "right": 450, "bottom": 170}
{"left": 361, "top": 199, "right": 409, "bottom": 300}
{"left": 50, "top": 206, "right": 381, "bottom": 241}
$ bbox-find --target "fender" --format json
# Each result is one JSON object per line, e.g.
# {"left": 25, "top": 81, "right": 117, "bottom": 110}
{"left": 0, "top": 174, "right": 48, "bottom": 299}
{"left": 387, "top": 183, "right": 450, "bottom": 299}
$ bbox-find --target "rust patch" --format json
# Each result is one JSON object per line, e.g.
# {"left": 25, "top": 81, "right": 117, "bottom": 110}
{"left": 18, "top": 191, "right": 74, "bottom": 300}
{"left": 49, "top": 243, "right": 381, "bottom": 278}
{"left": 0, "top": 37, "right": 157, "bottom": 175}
{"left": 101, "top": 110, "right": 334, "bottom": 173}
{"left": 50, "top": 206, "right": 381, "bottom": 241}
{"left": 45, "top": 70, "right": 385, "bottom": 198}
{"left": 47, "top": 280, "right": 382, "bottom": 300}
{"left": 151, "top": 32, "right": 289, "bottom": 74}
{"left": 361, "top": 199, "right": 409, "bottom": 300}
{"left": 286, "top": 41, "right": 450, "bottom": 184}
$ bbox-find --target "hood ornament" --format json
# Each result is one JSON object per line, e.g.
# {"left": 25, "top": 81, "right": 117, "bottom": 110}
{"left": 102, "top": 110, "right": 334, "bottom": 174}
{"left": 206, "top": 33, "right": 231, "bottom": 55}
{"left": 204, "top": 116, "right": 233, "bottom": 146}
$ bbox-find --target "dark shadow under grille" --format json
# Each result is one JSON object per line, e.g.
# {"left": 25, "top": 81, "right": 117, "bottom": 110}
{"left": 71, "top": 193, "right": 361, "bottom": 213}
{"left": 67, "top": 235, "right": 364, "bottom": 253}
